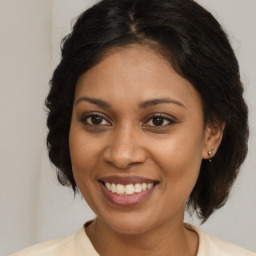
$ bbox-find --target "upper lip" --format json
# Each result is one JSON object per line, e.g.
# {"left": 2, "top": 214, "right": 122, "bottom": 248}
{"left": 98, "top": 175, "right": 159, "bottom": 185}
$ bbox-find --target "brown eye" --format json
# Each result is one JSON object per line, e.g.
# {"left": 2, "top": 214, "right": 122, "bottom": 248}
{"left": 152, "top": 116, "right": 165, "bottom": 126}
{"left": 91, "top": 115, "right": 104, "bottom": 125}
{"left": 80, "top": 114, "right": 110, "bottom": 126}
{"left": 144, "top": 114, "right": 175, "bottom": 127}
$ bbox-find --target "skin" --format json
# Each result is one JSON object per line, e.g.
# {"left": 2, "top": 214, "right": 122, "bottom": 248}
{"left": 69, "top": 44, "right": 224, "bottom": 256}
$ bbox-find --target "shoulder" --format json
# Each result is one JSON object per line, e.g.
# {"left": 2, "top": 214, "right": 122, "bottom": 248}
{"left": 10, "top": 227, "right": 85, "bottom": 256}
{"left": 10, "top": 235, "right": 76, "bottom": 256}
{"left": 185, "top": 223, "right": 256, "bottom": 256}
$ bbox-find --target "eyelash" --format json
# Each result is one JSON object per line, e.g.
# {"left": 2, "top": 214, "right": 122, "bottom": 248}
{"left": 143, "top": 114, "right": 176, "bottom": 127}
{"left": 80, "top": 112, "right": 177, "bottom": 128}
{"left": 79, "top": 113, "right": 111, "bottom": 126}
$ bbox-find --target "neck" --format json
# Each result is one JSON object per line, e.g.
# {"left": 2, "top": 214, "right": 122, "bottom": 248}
{"left": 85, "top": 217, "right": 198, "bottom": 256}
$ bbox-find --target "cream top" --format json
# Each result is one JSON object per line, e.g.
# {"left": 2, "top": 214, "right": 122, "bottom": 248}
{"left": 11, "top": 223, "right": 256, "bottom": 256}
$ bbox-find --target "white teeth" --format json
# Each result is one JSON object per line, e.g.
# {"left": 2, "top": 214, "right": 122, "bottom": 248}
{"left": 106, "top": 182, "right": 111, "bottom": 190}
{"left": 148, "top": 183, "right": 153, "bottom": 189}
{"left": 125, "top": 184, "right": 134, "bottom": 195}
{"left": 134, "top": 183, "right": 142, "bottom": 193}
{"left": 116, "top": 184, "right": 125, "bottom": 194}
{"left": 111, "top": 183, "right": 117, "bottom": 193}
{"left": 142, "top": 183, "right": 147, "bottom": 191}
{"left": 104, "top": 182, "right": 155, "bottom": 195}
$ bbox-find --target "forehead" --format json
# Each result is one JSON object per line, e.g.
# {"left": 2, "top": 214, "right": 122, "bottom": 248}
{"left": 75, "top": 44, "right": 202, "bottom": 112}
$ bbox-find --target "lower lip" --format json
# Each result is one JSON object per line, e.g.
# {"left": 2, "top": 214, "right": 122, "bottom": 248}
{"left": 100, "top": 183, "right": 157, "bottom": 206}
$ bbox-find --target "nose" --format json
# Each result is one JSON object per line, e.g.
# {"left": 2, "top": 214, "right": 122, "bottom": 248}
{"left": 103, "top": 126, "right": 147, "bottom": 169}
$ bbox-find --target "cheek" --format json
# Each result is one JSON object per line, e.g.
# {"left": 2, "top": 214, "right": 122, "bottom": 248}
{"left": 69, "top": 129, "right": 103, "bottom": 212}
{"left": 69, "top": 125, "right": 100, "bottom": 191}
{"left": 69, "top": 121, "right": 103, "bottom": 170}
{"left": 152, "top": 130, "right": 203, "bottom": 195}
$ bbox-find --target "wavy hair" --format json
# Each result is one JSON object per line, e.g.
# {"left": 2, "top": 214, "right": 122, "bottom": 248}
{"left": 46, "top": 0, "right": 249, "bottom": 222}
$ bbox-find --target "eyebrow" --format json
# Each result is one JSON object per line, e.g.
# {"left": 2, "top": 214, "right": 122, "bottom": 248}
{"left": 75, "top": 96, "right": 185, "bottom": 109}
{"left": 139, "top": 98, "right": 185, "bottom": 109}
{"left": 75, "top": 96, "right": 111, "bottom": 108}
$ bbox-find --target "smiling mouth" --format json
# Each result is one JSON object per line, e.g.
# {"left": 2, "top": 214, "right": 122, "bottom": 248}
{"left": 98, "top": 176, "right": 159, "bottom": 206}
{"left": 99, "top": 180, "right": 159, "bottom": 196}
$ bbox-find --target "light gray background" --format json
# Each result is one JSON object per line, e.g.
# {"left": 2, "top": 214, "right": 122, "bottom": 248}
{"left": 0, "top": 0, "right": 255, "bottom": 255}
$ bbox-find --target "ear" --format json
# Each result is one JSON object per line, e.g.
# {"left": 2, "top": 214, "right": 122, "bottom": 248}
{"left": 202, "top": 121, "right": 225, "bottom": 160}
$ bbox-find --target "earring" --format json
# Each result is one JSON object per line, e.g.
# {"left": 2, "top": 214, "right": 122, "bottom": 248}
{"left": 208, "top": 148, "right": 214, "bottom": 162}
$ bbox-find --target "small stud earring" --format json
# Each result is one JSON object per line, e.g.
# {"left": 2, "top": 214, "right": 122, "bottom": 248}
{"left": 208, "top": 148, "right": 214, "bottom": 162}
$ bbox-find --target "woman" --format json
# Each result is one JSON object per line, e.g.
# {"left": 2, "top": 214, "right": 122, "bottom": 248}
{"left": 12, "top": 0, "right": 255, "bottom": 255}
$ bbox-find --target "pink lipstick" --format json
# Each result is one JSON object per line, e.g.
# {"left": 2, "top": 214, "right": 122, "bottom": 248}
{"left": 99, "top": 176, "right": 159, "bottom": 206}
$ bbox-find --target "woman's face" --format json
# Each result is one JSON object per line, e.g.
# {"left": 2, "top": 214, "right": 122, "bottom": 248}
{"left": 69, "top": 45, "right": 212, "bottom": 234}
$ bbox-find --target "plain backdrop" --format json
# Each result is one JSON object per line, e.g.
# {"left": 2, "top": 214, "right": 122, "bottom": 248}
{"left": 0, "top": 0, "right": 255, "bottom": 255}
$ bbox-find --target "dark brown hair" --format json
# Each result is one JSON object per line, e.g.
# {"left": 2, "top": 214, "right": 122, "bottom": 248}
{"left": 46, "top": 0, "right": 249, "bottom": 222}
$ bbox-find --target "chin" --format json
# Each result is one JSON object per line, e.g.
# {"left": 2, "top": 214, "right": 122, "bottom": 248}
{"left": 98, "top": 210, "right": 163, "bottom": 236}
{"left": 107, "top": 219, "right": 152, "bottom": 235}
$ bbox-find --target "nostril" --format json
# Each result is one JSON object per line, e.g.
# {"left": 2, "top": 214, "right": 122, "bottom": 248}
{"left": 103, "top": 145, "right": 147, "bottom": 169}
